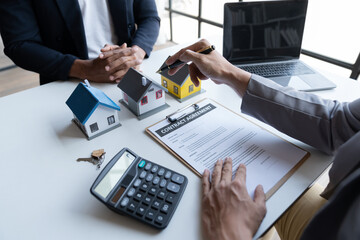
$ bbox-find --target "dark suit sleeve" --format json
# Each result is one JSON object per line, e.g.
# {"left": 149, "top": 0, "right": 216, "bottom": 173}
{"left": 241, "top": 74, "right": 360, "bottom": 155}
{"left": 132, "top": 0, "right": 160, "bottom": 57}
{"left": 0, "top": 0, "right": 76, "bottom": 80}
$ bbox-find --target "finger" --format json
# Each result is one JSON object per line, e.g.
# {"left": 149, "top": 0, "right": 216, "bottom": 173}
{"left": 132, "top": 46, "right": 146, "bottom": 60}
{"left": 110, "top": 68, "right": 130, "bottom": 81}
{"left": 211, "top": 159, "right": 223, "bottom": 187}
{"left": 166, "top": 48, "right": 187, "bottom": 66}
{"left": 101, "top": 46, "right": 112, "bottom": 52}
{"left": 107, "top": 57, "right": 140, "bottom": 74}
{"left": 202, "top": 169, "right": 211, "bottom": 196}
{"left": 108, "top": 75, "right": 115, "bottom": 81}
{"left": 234, "top": 163, "right": 247, "bottom": 184}
{"left": 108, "top": 52, "right": 137, "bottom": 64}
{"left": 112, "top": 69, "right": 129, "bottom": 82}
{"left": 166, "top": 39, "right": 211, "bottom": 65}
{"left": 188, "top": 63, "right": 208, "bottom": 87}
{"left": 132, "top": 45, "right": 139, "bottom": 52}
{"left": 189, "top": 62, "right": 207, "bottom": 80}
{"left": 254, "top": 185, "right": 266, "bottom": 205}
{"left": 101, "top": 47, "right": 134, "bottom": 59}
{"left": 178, "top": 49, "right": 201, "bottom": 63}
{"left": 109, "top": 68, "right": 128, "bottom": 81}
{"left": 167, "top": 63, "right": 186, "bottom": 76}
{"left": 105, "top": 47, "right": 134, "bottom": 59}
{"left": 104, "top": 54, "right": 137, "bottom": 72}
{"left": 101, "top": 44, "right": 120, "bottom": 53}
{"left": 109, "top": 59, "right": 140, "bottom": 80}
{"left": 188, "top": 65, "right": 200, "bottom": 87}
{"left": 220, "top": 157, "right": 233, "bottom": 184}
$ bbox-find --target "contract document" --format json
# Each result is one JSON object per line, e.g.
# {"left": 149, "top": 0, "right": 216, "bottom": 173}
{"left": 146, "top": 98, "right": 309, "bottom": 198}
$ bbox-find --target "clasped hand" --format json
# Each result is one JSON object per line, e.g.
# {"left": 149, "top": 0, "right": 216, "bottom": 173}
{"left": 74, "top": 43, "right": 145, "bottom": 83}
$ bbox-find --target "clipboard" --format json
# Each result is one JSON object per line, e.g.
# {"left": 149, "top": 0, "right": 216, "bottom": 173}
{"left": 146, "top": 98, "right": 310, "bottom": 199}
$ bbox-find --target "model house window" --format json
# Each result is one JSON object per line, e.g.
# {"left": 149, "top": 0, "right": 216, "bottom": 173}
{"left": 141, "top": 96, "right": 148, "bottom": 105}
{"left": 123, "top": 93, "right": 128, "bottom": 103}
{"left": 163, "top": 80, "right": 167, "bottom": 88}
{"left": 174, "top": 86, "right": 178, "bottom": 94}
{"left": 148, "top": 88, "right": 154, "bottom": 92}
{"left": 189, "top": 84, "right": 194, "bottom": 92}
{"left": 156, "top": 90, "right": 162, "bottom": 99}
{"left": 90, "top": 122, "right": 99, "bottom": 133}
{"left": 107, "top": 115, "right": 115, "bottom": 125}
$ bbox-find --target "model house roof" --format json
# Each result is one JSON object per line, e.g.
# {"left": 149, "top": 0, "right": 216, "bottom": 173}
{"left": 118, "top": 68, "right": 167, "bottom": 102}
{"left": 158, "top": 60, "right": 190, "bottom": 87}
{"left": 66, "top": 82, "right": 120, "bottom": 124}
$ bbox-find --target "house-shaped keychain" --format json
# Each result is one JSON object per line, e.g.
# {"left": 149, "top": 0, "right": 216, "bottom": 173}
{"left": 118, "top": 68, "right": 169, "bottom": 119}
{"left": 66, "top": 80, "right": 121, "bottom": 140}
{"left": 158, "top": 60, "right": 203, "bottom": 102}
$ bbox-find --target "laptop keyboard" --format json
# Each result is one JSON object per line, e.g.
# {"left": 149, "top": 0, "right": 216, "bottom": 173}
{"left": 238, "top": 62, "right": 315, "bottom": 77}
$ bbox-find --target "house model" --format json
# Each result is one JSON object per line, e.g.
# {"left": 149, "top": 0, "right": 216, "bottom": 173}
{"left": 66, "top": 80, "right": 121, "bottom": 140}
{"left": 158, "top": 60, "right": 201, "bottom": 100}
{"left": 117, "top": 68, "right": 168, "bottom": 118}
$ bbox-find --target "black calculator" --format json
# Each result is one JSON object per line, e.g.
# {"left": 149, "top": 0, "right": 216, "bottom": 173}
{"left": 90, "top": 148, "right": 188, "bottom": 229}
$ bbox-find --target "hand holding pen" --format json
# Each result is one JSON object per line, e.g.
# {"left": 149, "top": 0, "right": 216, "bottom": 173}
{"left": 165, "top": 39, "right": 222, "bottom": 86}
{"left": 164, "top": 39, "right": 251, "bottom": 96}
{"left": 157, "top": 45, "right": 215, "bottom": 74}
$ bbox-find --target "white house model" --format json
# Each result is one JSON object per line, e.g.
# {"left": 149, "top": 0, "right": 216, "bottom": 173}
{"left": 118, "top": 68, "right": 168, "bottom": 117}
{"left": 66, "top": 80, "right": 121, "bottom": 140}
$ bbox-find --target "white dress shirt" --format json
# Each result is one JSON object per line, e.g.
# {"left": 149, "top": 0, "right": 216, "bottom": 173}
{"left": 77, "top": 0, "right": 118, "bottom": 59}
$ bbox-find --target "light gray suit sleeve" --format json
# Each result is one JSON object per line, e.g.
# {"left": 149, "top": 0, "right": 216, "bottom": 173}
{"left": 241, "top": 74, "right": 360, "bottom": 155}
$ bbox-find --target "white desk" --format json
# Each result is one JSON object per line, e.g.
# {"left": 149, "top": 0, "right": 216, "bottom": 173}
{"left": 1, "top": 42, "right": 360, "bottom": 240}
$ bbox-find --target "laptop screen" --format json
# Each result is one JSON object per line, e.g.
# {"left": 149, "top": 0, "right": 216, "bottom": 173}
{"left": 223, "top": 0, "right": 308, "bottom": 64}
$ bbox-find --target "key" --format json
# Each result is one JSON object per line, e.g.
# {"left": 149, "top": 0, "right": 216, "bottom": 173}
{"left": 77, "top": 156, "right": 104, "bottom": 169}
{"left": 77, "top": 149, "right": 106, "bottom": 169}
{"left": 77, "top": 158, "right": 96, "bottom": 165}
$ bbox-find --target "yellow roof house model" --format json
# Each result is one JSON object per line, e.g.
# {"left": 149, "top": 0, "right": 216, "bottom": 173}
{"left": 158, "top": 61, "right": 201, "bottom": 100}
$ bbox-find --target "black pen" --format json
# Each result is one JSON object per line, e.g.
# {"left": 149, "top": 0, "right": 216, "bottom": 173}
{"left": 156, "top": 45, "right": 215, "bottom": 74}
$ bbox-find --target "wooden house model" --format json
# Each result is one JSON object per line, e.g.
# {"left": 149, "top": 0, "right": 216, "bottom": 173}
{"left": 66, "top": 81, "right": 121, "bottom": 140}
{"left": 158, "top": 61, "right": 201, "bottom": 99}
{"left": 118, "top": 68, "right": 167, "bottom": 117}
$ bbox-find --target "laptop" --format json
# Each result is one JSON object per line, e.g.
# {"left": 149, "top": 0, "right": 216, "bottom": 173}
{"left": 223, "top": 0, "right": 336, "bottom": 91}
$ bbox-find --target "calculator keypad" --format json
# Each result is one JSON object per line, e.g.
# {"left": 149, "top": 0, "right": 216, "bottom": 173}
{"left": 117, "top": 159, "right": 187, "bottom": 229}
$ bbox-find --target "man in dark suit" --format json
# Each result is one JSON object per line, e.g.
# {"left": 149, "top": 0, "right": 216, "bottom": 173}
{"left": 0, "top": 0, "right": 160, "bottom": 85}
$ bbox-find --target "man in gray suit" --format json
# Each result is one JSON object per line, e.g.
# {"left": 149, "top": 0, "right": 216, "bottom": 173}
{"left": 167, "top": 39, "right": 360, "bottom": 240}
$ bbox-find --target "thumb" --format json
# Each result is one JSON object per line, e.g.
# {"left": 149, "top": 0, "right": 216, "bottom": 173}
{"left": 120, "top": 43, "right": 127, "bottom": 49}
{"left": 254, "top": 185, "right": 266, "bottom": 206}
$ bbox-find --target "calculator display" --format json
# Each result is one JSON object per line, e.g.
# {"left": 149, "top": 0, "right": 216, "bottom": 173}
{"left": 94, "top": 151, "right": 136, "bottom": 198}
